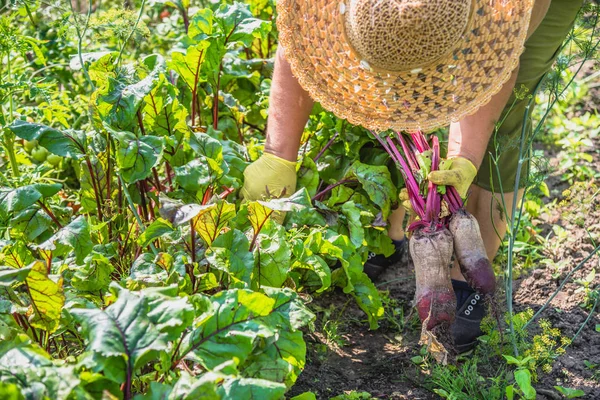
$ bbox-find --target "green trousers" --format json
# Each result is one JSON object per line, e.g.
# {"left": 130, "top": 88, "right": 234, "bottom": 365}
{"left": 474, "top": 0, "right": 584, "bottom": 192}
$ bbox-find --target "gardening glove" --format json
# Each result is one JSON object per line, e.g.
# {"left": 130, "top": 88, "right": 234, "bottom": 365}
{"left": 240, "top": 152, "right": 297, "bottom": 201}
{"left": 427, "top": 156, "right": 477, "bottom": 198}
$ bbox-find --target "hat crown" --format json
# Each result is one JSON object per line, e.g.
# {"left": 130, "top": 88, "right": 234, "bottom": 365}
{"left": 343, "top": 0, "right": 472, "bottom": 71}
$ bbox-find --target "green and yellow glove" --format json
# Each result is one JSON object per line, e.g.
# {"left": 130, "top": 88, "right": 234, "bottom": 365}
{"left": 240, "top": 152, "right": 297, "bottom": 201}
{"left": 427, "top": 156, "right": 477, "bottom": 198}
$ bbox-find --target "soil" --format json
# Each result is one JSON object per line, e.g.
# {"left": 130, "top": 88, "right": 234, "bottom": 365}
{"left": 289, "top": 91, "right": 600, "bottom": 399}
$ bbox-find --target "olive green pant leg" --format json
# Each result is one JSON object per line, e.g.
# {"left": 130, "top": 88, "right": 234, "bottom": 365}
{"left": 474, "top": 0, "right": 584, "bottom": 192}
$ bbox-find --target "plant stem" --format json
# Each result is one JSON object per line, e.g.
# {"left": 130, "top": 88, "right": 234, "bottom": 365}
{"left": 212, "top": 63, "right": 223, "bottom": 129}
{"left": 38, "top": 201, "right": 63, "bottom": 228}
{"left": 189, "top": 220, "right": 196, "bottom": 263}
{"left": 70, "top": 0, "right": 94, "bottom": 89}
{"left": 106, "top": 132, "right": 113, "bottom": 239}
{"left": 180, "top": 5, "right": 190, "bottom": 33}
{"left": 117, "top": 172, "right": 158, "bottom": 255}
{"left": 4, "top": 50, "right": 20, "bottom": 178}
{"left": 115, "top": 0, "right": 147, "bottom": 67}
{"left": 23, "top": 2, "right": 38, "bottom": 28}
{"left": 312, "top": 179, "right": 357, "bottom": 202}
{"left": 313, "top": 131, "right": 340, "bottom": 163}
{"left": 84, "top": 156, "right": 104, "bottom": 221}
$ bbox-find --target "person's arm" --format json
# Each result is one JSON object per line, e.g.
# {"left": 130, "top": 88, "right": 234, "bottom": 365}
{"left": 446, "top": 0, "right": 551, "bottom": 167}
{"left": 240, "top": 47, "right": 314, "bottom": 203}
{"left": 263, "top": 47, "right": 315, "bottom": 162}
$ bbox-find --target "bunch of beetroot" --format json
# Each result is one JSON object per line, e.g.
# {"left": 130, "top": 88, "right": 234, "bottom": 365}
{"left": 373, "top": 131, "right": 496, "bottom": 333}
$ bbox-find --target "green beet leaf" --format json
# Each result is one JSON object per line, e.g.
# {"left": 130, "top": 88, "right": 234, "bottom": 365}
{"left": 214, "top": 3, "right": 271, "bottom": 48}
{"left": 217, "top": 376, "right": 286, "bottom": 400}
{"left": 111, "top": 129, "right": 164, "bottom": 184}
{"left": 346, "top": 161, "right": 396, "bottom": 218}
{"left": 0, "top": 382, "right": 23, "bottom": 400}
{"left": 290, "top": 254, "right": 331, "bottom": 293}
{"left": 205, "top": 229, "right": 254, "bottom": 287}
{"left": 144, "top": 286, "right": 195, "bottom": 341}
{"left": 178, "top": 289, "right": 276, "bottom": 370}
{"left": 164, "top": 371, "right": 219, "bottom": 400}
{"left": 340, "top": 201, "right": 365, "bottom": 248}
{"left": 189, "top": 130, "right": 224, "bottom": 163}
{"left": 9, "top": 120, "right": 87, "bottom": 159}
{"left": 253, "top": 223, "right": 291, "bottom": 288}
{"left": 10, "top": 206, "right": 53, "bottom": 241}
{"left": 297, "top": 157, "right": 320, "bottom": 198}
{"left": 0, "top": 266, "right": 32, "bottom": 287}
{"left": 174, "top": 159, "right": 211, "bottom": 193}
{"left": 138, "top": 218, "right": 175, "bottom": 248}
{"left": 71, "top": 245, "right": 115, "bottom": 292}
{"left": 96, "top": 55, "right": 165, "bottom": 130}
{"left": 192, "top": 201, "right": 236, "bottom": 246}
{"left": 129, "top": 253, "right": 170, "bottom": 287}
{"left": 37, "top": 216, "right": 93, "bottom": 265}
{"left": 348, "top": 271, "right": 384, "bottom": 330}
{"left": 169, "top": 42, "right": 211, "bottom": 94}
{"left": 25, "top": 261, "right": 65, "bottom": 333}
{"left": 261, "top": 287, "right": 315, "bottom": 331}
{"left": 241, "top": 329, "right": 306, "bottom": 387}
{"left": 71, "top": 283, "right": 169, "bottom": 383}
{"left": 257, "top": 188, "right": 311, "bottom": 213}
{"left": 0, "top": 186, "right": 42, "bottom": 219}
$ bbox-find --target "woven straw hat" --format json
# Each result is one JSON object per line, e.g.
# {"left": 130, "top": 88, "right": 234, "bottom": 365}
{"left": 277, "top": 0, "right": 534, "bottom": 132}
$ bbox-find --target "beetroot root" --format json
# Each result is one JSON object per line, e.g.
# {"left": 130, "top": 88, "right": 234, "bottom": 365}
{"left": 449, "top": 209, "right": 496, "bottom": 295}
{"left": 410, "top": 227, "right": 456, "bottom": 330}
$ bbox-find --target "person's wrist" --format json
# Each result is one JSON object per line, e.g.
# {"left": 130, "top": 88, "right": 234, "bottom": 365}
{"left": 446, "top": 152, "right": 480, "bottom": 170}
{"left": 263, "top": 144, "right": 298, "bottom": 163}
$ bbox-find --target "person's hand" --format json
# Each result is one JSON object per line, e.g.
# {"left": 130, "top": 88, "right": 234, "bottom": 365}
{"left": 427, "top": 156, "right": 477, "bottom": 198}
{"left": 240, "top": 152, "right": 297, "bottom": 201}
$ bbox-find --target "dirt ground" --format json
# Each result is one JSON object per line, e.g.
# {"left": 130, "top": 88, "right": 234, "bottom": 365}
{"left": 290, "top": 110, "right": 600, "bottom": 399}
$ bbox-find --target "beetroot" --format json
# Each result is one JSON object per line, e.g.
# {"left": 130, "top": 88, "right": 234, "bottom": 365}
{"left": 410, "top": 227, "right": 456, "bottom": 330}
{"left": 449, "top": 209, "right": 496, "bottom": 295}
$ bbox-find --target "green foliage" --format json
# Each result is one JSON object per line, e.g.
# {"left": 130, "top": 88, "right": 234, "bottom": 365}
{"left": 0, "top": 1, "right": 401, "bottom": 398}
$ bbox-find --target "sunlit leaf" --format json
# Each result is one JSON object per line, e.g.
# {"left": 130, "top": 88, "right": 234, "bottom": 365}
{"left": 192, "top": 201, "right": 236, "bottom": 246}
{"left": 138, "top": 218, "right": 175, "bottom": 247}
{"left": 25, "top": 261, "right": 65, "bottom": 333}
{"left": 111, "top": 129, "right": 164, "bottom": 184}
{"left": 72, "top": 284, "right": 169, "bottom": 383}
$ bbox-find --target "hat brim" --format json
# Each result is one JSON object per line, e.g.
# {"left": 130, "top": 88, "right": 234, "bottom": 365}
{"left": 277, "top": 0, "right": 534, "bottom": 132}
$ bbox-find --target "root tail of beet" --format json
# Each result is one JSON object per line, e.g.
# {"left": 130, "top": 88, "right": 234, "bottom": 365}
{"left": 486, "top": 293, "right": 504, "bottom": 346}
